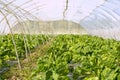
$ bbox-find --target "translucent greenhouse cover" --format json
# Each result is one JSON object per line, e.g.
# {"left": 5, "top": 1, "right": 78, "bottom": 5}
{"left": 0, "top": 0, "right": 120, "bottom": 40}
{"left": 80, "top": 0, "right": 120, "bottom": 40}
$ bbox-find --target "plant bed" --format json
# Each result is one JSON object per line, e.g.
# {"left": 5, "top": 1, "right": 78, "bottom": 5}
{"left": 31, "top": 35, "right": 120, "bottom": 80}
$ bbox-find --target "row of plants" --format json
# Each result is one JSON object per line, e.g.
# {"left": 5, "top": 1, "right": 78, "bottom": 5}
{"left": 31, "top": 35, "right": 120, "bottom": 80}
{"left": 0, "top": 34, "right": 50, "bottom": 69}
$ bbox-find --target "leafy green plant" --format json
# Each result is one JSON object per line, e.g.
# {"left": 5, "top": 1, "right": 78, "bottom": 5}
{"left": 0, "top": 34, "right": 50, "bottom": 69}
{"left": 31, "top": 35, "right": 120, "bottom": 80}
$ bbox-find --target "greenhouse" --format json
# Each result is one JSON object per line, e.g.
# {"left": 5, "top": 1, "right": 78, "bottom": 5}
{"left": 0, "top": 0, "right": 120, "bottom": 80}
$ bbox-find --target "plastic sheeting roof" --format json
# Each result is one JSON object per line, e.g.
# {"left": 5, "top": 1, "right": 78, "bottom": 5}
{"left": 80, "top": 0, "right": 120, "bottom": 40}
{"left": 0, "top": 0, "right": 120, "bottom": 40}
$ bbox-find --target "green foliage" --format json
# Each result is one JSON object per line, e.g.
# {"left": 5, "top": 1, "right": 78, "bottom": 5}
{"left": 0, "top": 34, "right": 50, "bottom": 68}
{"left": 31, "top": 35, "right": 120, "bottom": 80}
